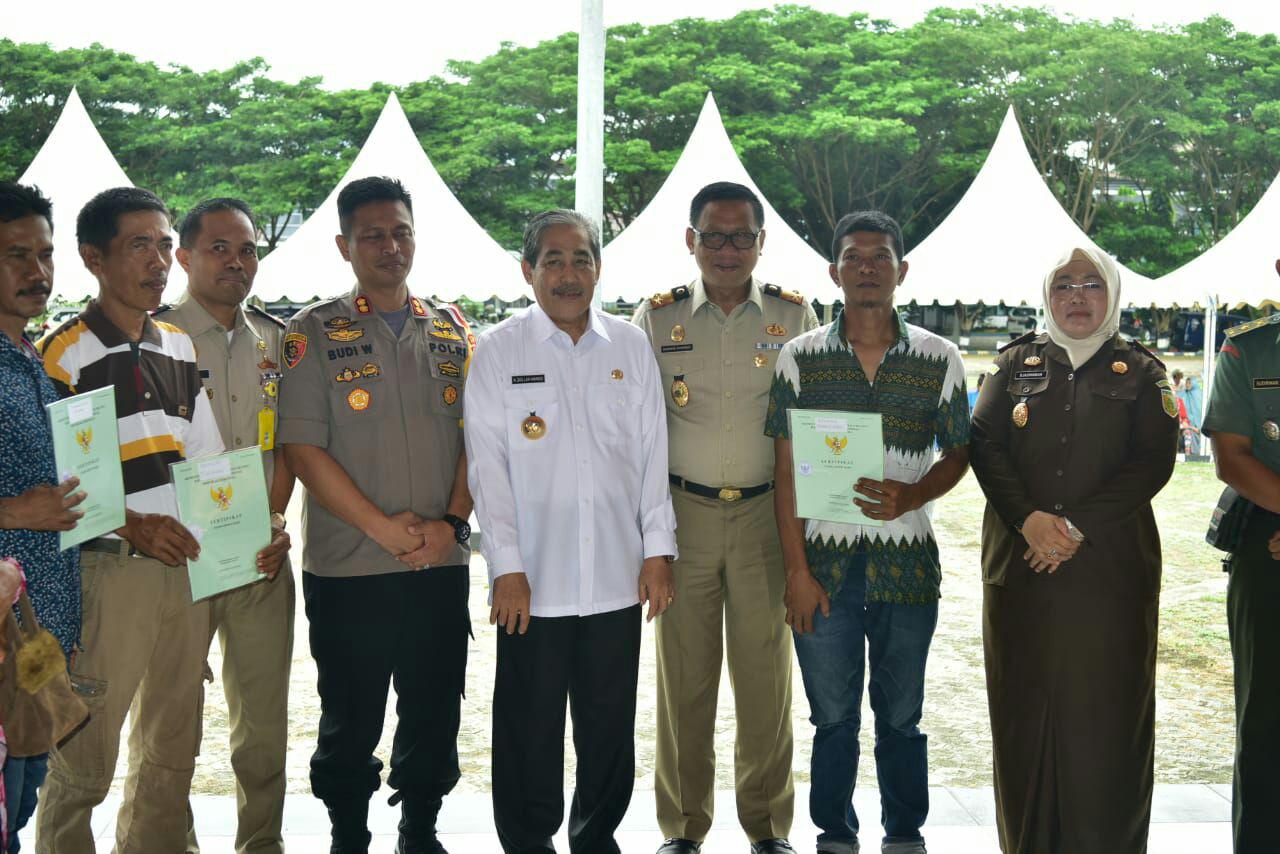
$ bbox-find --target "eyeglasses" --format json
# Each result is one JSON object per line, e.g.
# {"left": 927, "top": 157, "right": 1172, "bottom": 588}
{"left": 694, "top": 229, "right": 760, "bottom": 251}
{"left": 1050, "top": 280, "right": 1105, "bottom": 297}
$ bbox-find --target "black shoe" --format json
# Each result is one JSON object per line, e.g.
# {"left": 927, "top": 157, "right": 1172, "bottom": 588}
{"left": 751, "top": 840, "right": 796, "bottom": 854}
{"left": 658, "top": 839, "right": 702, "bottom": 854}
{"left": 394, "top": 792, "right": 447, "bottom": 853}
{"left": 325, "top": 800, "right": 372, "bottom": 853}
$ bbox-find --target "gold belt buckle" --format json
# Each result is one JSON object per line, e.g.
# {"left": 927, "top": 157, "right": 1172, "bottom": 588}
{"left": 718, "top": 487, "right": 743, "bottom": 502}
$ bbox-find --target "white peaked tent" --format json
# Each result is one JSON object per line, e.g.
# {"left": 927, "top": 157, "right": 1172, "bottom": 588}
{"left": 1157, "top": 173, "right": 1280, "bottom": 310}
{"left": 251, "top": 92, "right": 523, "bottom": 303}
{"left": 904, "top": 107, "right": 1170, "bottom": 308}
{"left": 601, "top": 92, "right": 831, "bottom": 302}
{"left": 19, "top": 88, "right": 134, "bottom": 302}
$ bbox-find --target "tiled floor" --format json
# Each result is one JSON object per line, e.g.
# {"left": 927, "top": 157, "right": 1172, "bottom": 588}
{"left": 77, "top": 783, "right": 1232, "bottom": 852}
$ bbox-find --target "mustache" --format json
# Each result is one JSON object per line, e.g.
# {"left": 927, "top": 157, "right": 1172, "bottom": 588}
{"left": 551, "top": 285, "right": 585, "bottom": 297}
{"left": 17, "top": 285, "right": 51, "bottom": 298}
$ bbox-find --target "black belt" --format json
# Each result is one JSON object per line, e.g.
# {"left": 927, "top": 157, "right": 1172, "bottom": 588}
{"left": 80, "top": 537, "right": 133, "bottom": 557}
{"left": 669, "top": 475, "right": 773, "bottom": 503}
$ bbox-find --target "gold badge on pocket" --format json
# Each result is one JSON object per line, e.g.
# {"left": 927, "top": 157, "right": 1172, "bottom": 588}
{"left": 670, "top": 325, "right": 685, "bottom": 343}
{"left": 1012, "top": 401, "right": 1029, "bottom": 428}
{"left": 672, "top": 376, "right": 690, "bottom": 408}
{"left": 522, "top": 412, "right": 547, "bottom": 440}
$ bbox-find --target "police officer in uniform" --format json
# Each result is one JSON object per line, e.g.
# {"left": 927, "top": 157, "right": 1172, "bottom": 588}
{"left": 158, "top": 197, "right": 295, "bottom": 853}
{"left": 1202, "top": 299, "right": 1280, "bottom": 853}
{"left": 632, "top": 182, "right": 818, "bottom": 854}
{"left": 277, "top": 177, "right": 473, "bottom": 854}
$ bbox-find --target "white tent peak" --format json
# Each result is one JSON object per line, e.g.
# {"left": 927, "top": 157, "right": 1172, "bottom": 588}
{"left": 601, "top": 91, "right": 831, "bottom": 302}
{"left": 250, "top": 90, "right": 523, "bottom": 303}
{"left": 1156, "top": 171, "right": 1280, "bottom": 309}
{"left": 904, "top": 106, "right": 1165, "bottom": 308}
{"left": 20, "top": 87, "right": 134, "bottom": 303}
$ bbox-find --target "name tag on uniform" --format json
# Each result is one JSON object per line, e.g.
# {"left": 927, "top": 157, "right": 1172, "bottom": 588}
{"left": 512, "top": 374, "right": 545, "bottom": 385}
{"left": 199, "top": 369, "right": 211, "bottom": 380}
{"left": 1014, "top": 370, "right": 1047, "bottom": 380}
{"left": 1253, "top": 377, "right": 1280, "bottom": 390}
{"left": 661, "top": 344, "right": 693, "bottom": 353}
{"left": 755, "top": 342, "right": 785, "bottom": 350}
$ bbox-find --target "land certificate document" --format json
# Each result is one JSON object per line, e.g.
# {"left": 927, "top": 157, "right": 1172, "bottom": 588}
{"left": 788, "top": 409, "right": 885, "bottom": 526}
{"left": 46, "top": 386, "right": 126, "bottom": 550}
{"left": 172, "top": 448, "right": 270, "bottom": 602}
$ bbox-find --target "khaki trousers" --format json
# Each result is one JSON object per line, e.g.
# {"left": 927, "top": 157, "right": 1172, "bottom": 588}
{"left": 36, "top": 550, "right": 211, "bottom": 854}
{"left": 655, "top": 487, "right": 794, "bottom": 843}
{"left": 187, "top": 563, "right": 295, "bottom": 853}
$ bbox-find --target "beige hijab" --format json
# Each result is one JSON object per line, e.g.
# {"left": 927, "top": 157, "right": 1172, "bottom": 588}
{"left": 1042, "top": 246, "right": 1122, "bottom": 369}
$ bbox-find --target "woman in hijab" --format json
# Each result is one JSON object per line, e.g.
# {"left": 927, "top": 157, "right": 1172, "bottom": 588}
{"left": 969, "top": 247, "right": 1178, "bottom": 853}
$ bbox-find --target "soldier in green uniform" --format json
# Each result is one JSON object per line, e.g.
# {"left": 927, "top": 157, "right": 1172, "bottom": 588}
{"left": 1202, "top": 299, "right": 1280, "bottom": 854}
{"left": 158, "top": 197, "right": 295, "bottom": 854}
{"left": 632, "top": 182, "right": 818, "bottom": 854}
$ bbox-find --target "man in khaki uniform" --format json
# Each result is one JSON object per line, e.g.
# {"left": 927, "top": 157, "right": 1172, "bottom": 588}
{"left": 632, "top": 181, "right": 819, "bottom": 854}
{"left": 278, "top": 176, "right": 473, "bottom": 854}
{"left": 157, "top": 197, "right": 294, "bottom": 853}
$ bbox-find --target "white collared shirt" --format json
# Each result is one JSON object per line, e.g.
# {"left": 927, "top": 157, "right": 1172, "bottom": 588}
{"left": 465, "top": 304, "right": 678, "bottom": 617}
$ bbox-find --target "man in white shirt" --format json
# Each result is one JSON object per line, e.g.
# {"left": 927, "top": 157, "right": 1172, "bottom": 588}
{"left": 465, "top": 209, "right": 677, "bottom": 854}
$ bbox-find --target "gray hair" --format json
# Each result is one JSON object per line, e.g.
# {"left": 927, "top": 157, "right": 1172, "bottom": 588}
{"left": 521, "top": 209, "right": 601, "bottom": 267}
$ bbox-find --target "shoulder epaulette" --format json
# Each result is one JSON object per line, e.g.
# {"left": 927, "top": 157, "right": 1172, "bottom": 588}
{"left": 648, "top": 285, "right": 691, "bottom": 310}
{"left": 1225, "top": 314, "right": 1280, "bottom": 339}
{"left": 1125, "top": 338, "right": 1166, "bottom": 369}
{"left": 151, "top": 304, "right": 173, "bottom": 316}
{"left": 997, "top": 330, "right": 1040, "bottom": 353}
{"left": 248, "top": 303, "right": 287, "bottom": 328}
{"left": 763, "top": 283, "right": 807, "bottom": 305}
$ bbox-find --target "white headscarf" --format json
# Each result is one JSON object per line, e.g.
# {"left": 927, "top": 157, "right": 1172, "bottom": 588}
{"left": 1042, "top": 246, "right": 1122, "bottom": 369}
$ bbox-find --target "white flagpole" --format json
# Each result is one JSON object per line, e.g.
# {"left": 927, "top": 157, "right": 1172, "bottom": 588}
{"left": 576, "top": 0, "right": 605, "bottom": 308}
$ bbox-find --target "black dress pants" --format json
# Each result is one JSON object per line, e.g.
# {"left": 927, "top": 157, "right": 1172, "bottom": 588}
{"left": 303, "top": 566, "right": 470, "bottom": 807}
{"left": 492, "top": 604, "right": 641, "bottom": 854}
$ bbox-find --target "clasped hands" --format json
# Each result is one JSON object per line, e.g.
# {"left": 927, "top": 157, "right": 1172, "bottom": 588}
{"left": 1021, "top": 510, "right": 1081, "bottom": 573}
{"left": 374, "top": 510, "right": 456, "bottom": 571}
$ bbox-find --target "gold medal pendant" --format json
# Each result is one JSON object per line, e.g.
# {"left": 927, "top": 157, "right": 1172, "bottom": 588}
{"left": 1012, "top": 400, "right": 1029, "bottom": 428}
{"left": 671, "top": 375, "right": 690, "bottom": 408}
{"left": 1264, "top": 419, "right": 1280, "bottom": 442}
{"left": 522, "top": 412, "right": 547, "bottom": 440}
{"left": 753, "top": 353, "right": 768, "bottom": 368}
{"left": 1112, "top": 361, "right": 1129, "bottom": 375}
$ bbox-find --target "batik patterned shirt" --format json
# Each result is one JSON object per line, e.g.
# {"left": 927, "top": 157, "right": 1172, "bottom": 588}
{"left": 764, "top": 310, "right": 970, "bottom": 603}
{"left": 0, "top": 333, "right": 79, "bottom": 654}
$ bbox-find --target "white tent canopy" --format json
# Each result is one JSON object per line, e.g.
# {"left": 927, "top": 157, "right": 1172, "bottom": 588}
{"left": 19, "top": 88, "right": 134, "bottom": 303}
{"left": 601, "top": 92, "right": 831, "bottom": 302}
{"left": 1157, "top": 172, "right": 1280, "bottom": 309}
{"left": 252, "top": 92, "right": 523, "bottom": 303}
{"left": 904, "top": 107, "right": 1166, "bottom": 308}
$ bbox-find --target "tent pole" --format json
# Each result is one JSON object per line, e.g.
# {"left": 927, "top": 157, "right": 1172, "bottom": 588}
{"left": 576, "top": 0, "right": 605, "bottom": 308}
{"left": 1203, "top": 294, "right": 1216, "bottom": 464}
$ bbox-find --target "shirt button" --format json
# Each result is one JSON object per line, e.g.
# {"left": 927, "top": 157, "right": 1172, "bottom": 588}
{"left": 143, "top": 391, "right": 151, "bottom": 400}
{"left": 1061, "top": 436, "right": 1068, "bottom": 444}
{"left": 1110, "top": 390, "right": 1118, "bottom": 397}
{"left": 231, "top": 394, "right": 238, "bottom": 402}
{"left": 1067, "top": 373, "right": 1074, "bottom": 381}
{"left": 724, "top": 391, "right": 733, "bottom": 399}
{"left": 723, "top": 458, "right": 731, "bottom": 465}
{"left": 234, "top": 436, "right": 241, "bottom": 446}
{"left": 1053, "top": 503, "right": 1063, "bottom": 510}
{"left": 576, "top": 424, "right": 584, "bottom": 431}
{"left": 1056, "top": 469, "right": 1064, "bottom": 477}
{"left": 1021, "top": 386, "right": 1030, "bottom": 393}
{"left": 1064, "top": 404, "right": 1072, "bottom": 411}
{"left": 724, "top": 423, "right": 733, "bottom": 431}
{"left": 724, "top": 359, "right": 732, "bottom": 366}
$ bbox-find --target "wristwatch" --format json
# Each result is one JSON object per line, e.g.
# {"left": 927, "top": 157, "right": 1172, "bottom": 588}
{"left": 270, "top": 512, "right": 287, "bottom": 531}
{"left": 442, "top": 513, "right": 471, "bottom": 544}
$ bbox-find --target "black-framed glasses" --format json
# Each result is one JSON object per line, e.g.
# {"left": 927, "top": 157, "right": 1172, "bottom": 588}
{"left": 694, "top": 229, "right": 760, "bottom": 250}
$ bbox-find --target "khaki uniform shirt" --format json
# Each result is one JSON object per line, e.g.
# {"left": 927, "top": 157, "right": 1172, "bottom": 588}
{"left": 155, "top": 295, "right": 285, "bottom": 491}
{"left": 277, "top": 286, "right": 470, "bottom": 577}
{"left": 632, "top": 278, "right": 818, "bottom": 488}
{"left": 1203, "top": 314, "right": 1280, "bottom": 474}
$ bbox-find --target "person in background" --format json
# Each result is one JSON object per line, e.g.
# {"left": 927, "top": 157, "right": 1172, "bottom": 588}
{"left": 157, "top": 197, "right": 293, "bottom": 853}
{"left": 35, "top": 187, "right": 225, "bottom": 854}
{"left": 0, "top": 182, "right": 85, "bottom": 854}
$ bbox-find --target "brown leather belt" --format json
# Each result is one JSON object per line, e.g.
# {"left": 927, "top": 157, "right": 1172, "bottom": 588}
{"left": 669, "top": 475, "right": 773, "bottom": 503}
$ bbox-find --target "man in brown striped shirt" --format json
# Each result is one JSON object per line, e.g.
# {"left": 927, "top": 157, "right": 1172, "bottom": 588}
{"left": 35, "top": 187, "right": 225, "bottom": 854}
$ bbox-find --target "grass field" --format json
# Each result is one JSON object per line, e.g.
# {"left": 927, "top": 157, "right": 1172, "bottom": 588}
{"left": 174, "top": 457, "right": 1235, "bottom": 797}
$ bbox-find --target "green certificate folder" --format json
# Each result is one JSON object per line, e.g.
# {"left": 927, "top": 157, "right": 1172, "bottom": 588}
{"left": 171, "top": 448, "right": 270, "bottom": 602}
{"left": 788, "top": 409, "right": 885, "bottom": 526}
{"left": 46, "top": 386, "right": 126, "bottom": 550}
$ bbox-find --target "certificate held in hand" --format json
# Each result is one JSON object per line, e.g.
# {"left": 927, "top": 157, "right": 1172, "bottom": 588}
{"left": 788, "top": 409, "right": 884, "bottom": 526}
{"left": 171, "top": 447, "right": 271, "bottom": 602}
{"left": 46, "top": 386, "right": 126, "bottom": 550}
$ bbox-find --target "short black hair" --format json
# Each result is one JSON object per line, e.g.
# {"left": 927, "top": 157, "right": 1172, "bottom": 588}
{"left": 0, "top": 181, "right": 54, "bottom": 232}
{"left": 337, "top": 176, "right": 413, "bottom": 239}
{"left": 522, "top": 209, "right": 602, "bottom": 267}
{"left": 689, "top": 181, "right": 765, "bottom": 231}
{"left": 179, "top": 197, "right": 257, "bottom": 249}
{"left": 76, "top": 187, "right": 170, "bottom": 253}
{"left": 830, "top": 210, "right": 905, "bottom": 263}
